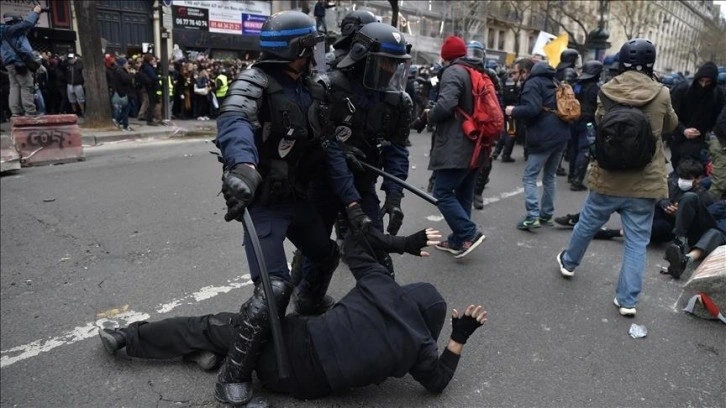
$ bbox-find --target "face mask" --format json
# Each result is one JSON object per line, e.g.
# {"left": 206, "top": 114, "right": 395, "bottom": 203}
{"left": 677, "top": 178, "right": 694, "bottom": 191}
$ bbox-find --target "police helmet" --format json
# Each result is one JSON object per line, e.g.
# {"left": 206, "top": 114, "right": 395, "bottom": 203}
{"left": 579, "top": 60, "right": 603, "bottom": 81}
{"left": 466, "top": 41, "right": 485, "bottom": 61}
{"left": 334, "top": 9, "right": 377, "bottom": 51}
{"left": 337, "top": 22, "right": 412, "bottom": 91}
{"left": 557, "top": 48, "right": 580, "bottom": 70}
{"left": 717, "top": 72, "right": 726, "bottom": 85}
{"left": 485, "top": 60, "right": 499, "bottom": 70}
{"left": 618, "top": 38, "right": 656, "bottom": 74}
{"left": 257, "top": 11, "right": 325, "bottom": 64}
{"left": 3, "top": 12, "right": 23, "bottom": 24}
{"left": 409, "top": 65, "right": 418, "bottom": 76}
{"left": 661, "top": 75, "right": 674, "bottom": 86}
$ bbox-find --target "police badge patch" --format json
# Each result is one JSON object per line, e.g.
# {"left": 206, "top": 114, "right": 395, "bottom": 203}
{"left": 335, "top": 126, "right": 352, "bottom": 142}
{"left": 278, "top": 138, "right": 295, "bottom": 158}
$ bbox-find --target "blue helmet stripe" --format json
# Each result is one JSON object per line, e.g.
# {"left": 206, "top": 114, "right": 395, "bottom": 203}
{"left": 260, "top": 40, "right": 288, "bottom": 47}
{"left": 381, "top": 43, "right": 406, "bottom": 53}
{"left": 260, "top": 26, "right": 316, "bottom": 37}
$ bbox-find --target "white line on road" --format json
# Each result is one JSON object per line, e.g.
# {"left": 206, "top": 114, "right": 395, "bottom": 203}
{"left": 0, "top": 275, "right": 254, "bottom": 369}
{"left": 425, "top": 183, "right": 539, "bottom": 221}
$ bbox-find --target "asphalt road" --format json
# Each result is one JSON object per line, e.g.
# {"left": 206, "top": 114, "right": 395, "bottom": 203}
{"left": 1, "top": 135, "right": 724, "bottom": 408}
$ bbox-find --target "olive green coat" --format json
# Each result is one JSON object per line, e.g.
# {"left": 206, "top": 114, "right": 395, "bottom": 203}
{"left": 588, "top": 71, "right": 679, "bottom": 199}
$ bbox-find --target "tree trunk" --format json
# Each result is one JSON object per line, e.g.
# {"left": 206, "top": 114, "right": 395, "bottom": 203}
{"left": 388, "top": 0, "right": 399, "bottom": 28}
{"left": 72, "top": 0, "right": 111, "bottom": 128}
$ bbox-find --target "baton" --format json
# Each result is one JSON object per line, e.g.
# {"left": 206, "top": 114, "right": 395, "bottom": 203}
{"left": 241, "top": 208, "right": 290, "bottom": 379}
{"left": 358, "top": 161, "right": 439, "bottom": 206}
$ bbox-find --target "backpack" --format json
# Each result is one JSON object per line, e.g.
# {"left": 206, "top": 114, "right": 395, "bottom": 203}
{"left": 544, "top": 79, "right": 581, "bottom": 123}
{"left": 595, "top": 90, "right": 657, "bottom": 171}
{"left": 454, "top": 64, "right": 504, "bottom": 169}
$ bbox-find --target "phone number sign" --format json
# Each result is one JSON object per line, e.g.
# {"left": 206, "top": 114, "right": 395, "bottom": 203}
{"left": 172, "top": 5, "right": 209, "bottom": 31}
{"left": 242, "top": 14, "right": 266, "bottom": 35}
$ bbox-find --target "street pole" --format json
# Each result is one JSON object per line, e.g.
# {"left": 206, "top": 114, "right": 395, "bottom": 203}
{"left": 159, "top": 5, "right": 171, "bottom": 121}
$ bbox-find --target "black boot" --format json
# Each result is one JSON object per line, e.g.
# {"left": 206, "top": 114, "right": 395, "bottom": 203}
{"left": 215, "top": 278, "right": 292, "bottom": 406}
{"left": 98, "top": 328, "right": 127, "bottom": 354}
{"left": 473, "top": 164, "right": 491, "bottom": 210}
{"left": 291, "top": 244, "right": 340, "bottom": 316}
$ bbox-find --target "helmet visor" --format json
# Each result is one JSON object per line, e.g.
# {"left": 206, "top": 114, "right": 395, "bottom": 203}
{"left": 466, "top": 47, "right": 485, "bottom": 60}
{"left": 363, "top": 55, "right": 411, "bottom": 92}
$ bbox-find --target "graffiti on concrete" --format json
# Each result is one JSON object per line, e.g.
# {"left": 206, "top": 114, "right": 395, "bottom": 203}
{"left": 25, "top": 130, "right": 72, "bottom": 149}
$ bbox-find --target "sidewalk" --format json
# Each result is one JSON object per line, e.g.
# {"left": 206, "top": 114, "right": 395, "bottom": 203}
{"left": 0, "top": 116, "right": 217, "bottom": 147}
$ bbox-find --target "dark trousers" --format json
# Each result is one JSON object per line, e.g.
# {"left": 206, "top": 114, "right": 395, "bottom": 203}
{"left": 674, "top": 192, "right": 717, "bottom": 246}
{"left": 244, "top": 201, "right": 338, "bottom": 282}
{"left": 650, "top": 208, "right": 675, "bottom": 244}
{"left": 124, "top": 313, "right": 235, "bottom": 359}
{"left": 145, "top": 90, "right": 158, "bottom": 123}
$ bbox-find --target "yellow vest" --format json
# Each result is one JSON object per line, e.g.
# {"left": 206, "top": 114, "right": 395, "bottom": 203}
{"left": 215, "top": 74, "right": 228, "bottom": 98}
{"left": 157, "top": 76, "right": 173, "bottom": 96}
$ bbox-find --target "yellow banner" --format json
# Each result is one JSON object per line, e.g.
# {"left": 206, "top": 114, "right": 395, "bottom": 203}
{"left": 543, "top": 33, "right": 569, "bottom": 68}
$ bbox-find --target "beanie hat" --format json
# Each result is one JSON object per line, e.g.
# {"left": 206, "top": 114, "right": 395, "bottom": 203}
{"left": 441, "top": 35, "right": 466, "bottom": 61}
{"left": 116, "top": 57, "right": 128, "bottom": 67}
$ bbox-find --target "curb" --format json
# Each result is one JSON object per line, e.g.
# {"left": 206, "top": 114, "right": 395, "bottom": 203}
{"left": 81, "top": 126, "right": 216, "bottom": 146}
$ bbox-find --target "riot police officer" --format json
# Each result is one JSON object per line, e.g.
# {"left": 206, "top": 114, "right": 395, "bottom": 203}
{"left": 556, "top": 48, "right": 580, "bottom": 84}
{"left": 212, "top": 11, "right": 366, "bottom": 406}
{"left": 327, "top": 8, "right": 377, "bottom": 69}
{"left": 569, "top": 60, "right": 603, "bottom": 191}
{"left": 295, "top": 22, "right": 413, "bottom": 279}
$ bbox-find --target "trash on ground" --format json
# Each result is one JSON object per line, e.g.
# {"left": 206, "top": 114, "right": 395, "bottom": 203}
{"left": 629, "top": 323, "right": 647, "bottom": 338}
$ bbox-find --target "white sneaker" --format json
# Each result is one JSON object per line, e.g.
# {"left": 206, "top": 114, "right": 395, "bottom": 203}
{"left": 613, "top": 298, "right": 636, "bottom": 317}
{"left": 557, "top": 250, "right": 575, "bottom": 278}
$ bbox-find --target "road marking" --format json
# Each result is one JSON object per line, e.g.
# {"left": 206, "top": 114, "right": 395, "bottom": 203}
{"left": 0, "top": 275, "right": 254, "bottom": 369}
{"left": 425, "top": 183, "right": 539, "bottom": 221}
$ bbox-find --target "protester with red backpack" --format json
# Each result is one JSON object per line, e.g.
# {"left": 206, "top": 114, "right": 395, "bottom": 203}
{"left": 426, "top": 35, "right": 502, "bottom": 258}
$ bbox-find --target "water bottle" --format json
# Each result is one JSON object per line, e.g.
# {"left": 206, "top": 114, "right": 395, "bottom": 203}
{"left": 586, "top": 122, "right": 596, "bottom": 157}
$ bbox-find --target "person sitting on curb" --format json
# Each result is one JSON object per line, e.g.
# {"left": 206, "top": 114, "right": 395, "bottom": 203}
{"left": 98, "top": 227, "right": 488, "bottom": 404}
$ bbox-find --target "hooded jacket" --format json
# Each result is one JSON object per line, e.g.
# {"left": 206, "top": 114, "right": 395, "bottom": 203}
{"left": 669, "top": 62, "right": 725, "bottom": 165}
{"left": 427, "top": 57, "right": 490, "bottom": 170}
{"left": 510, "top": 61, "right": 570, "bottom": 154}
{"left": 588, "top": 70, "right": 678, "bottom": 199}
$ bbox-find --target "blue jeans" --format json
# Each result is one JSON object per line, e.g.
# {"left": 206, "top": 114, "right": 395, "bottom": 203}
{"left": 114, "top": 103, "right": 130, "bottom": 128}
{"left": 523, "top": 145, "right": 565, "bottom": 219}
{"left": 433, "top": 168, "right": 478, "bottom": 246}
{"left": 560, "top": 192, "right": 656, "bottom": 308}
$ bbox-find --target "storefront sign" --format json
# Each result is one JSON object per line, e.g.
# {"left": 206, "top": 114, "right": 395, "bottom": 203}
{"left": 172, "top": 0, "right": 270, "bottom": 35}
{"left": 172, "top": 5, "right": 209, "bottom": 31}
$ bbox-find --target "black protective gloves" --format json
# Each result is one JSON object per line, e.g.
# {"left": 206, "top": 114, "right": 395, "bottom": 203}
{"left": 381, "top": 191, "right": 404, "bottom": 235}
{"left": 451, "top": 311, "right": 485, "bottom": 344}
{"left": 343, "top": 145, "right": 367, "bottom": 174}
{"left": 345, "top": 203, "right": 371, "bottom": 233}
{"left": 222, "top": 165, "right": 262, "bottom": 222}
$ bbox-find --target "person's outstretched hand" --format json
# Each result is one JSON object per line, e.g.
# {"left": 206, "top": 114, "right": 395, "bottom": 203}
{"left": 403, "top": 228, "right": 441, "bottom": 256}
{"left": 450, "top": 305, "right": 487, "bottom": 344}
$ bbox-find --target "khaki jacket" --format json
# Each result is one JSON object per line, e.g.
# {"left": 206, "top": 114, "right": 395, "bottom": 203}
{"left": 588, "top": 71, "right": 679, "bottom": 199}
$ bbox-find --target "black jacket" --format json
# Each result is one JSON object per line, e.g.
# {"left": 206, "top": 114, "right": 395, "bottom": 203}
{"left": 256, "top": 230, "right": 459, "bottom": 398}
{"left": 113, "top": 66, "right": 134, "bottom": 98}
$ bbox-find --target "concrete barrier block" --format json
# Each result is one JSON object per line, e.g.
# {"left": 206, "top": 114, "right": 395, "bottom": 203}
{"left": 12, "top": 114, "right": 84, "bottom": 166}
{"left": 677, "top": 245, "right": 726, "bottom": 321}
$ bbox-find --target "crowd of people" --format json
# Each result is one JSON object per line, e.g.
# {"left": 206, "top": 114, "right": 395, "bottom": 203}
{"left": 4, "top": 4, "right": 724, "bottom": 408}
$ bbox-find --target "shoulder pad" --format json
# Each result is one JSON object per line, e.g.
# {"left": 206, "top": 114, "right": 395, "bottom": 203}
{"left": 237, "top": 67, "right": 268, "bottom": 89}
{"left": 307, "top": 74, "right": 330, "bottom": 101}
{"left": 328, "top": 70, "right": 354, "bottom": 94}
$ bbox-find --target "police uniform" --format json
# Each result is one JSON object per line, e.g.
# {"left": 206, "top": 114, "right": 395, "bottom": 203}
{"left": 212, "top": 11, "right": 361, "bottom": 406}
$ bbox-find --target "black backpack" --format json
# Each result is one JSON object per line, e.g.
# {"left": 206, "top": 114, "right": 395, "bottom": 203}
{"left": 595, "top": 90, "right": 657, "bottom": 170}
